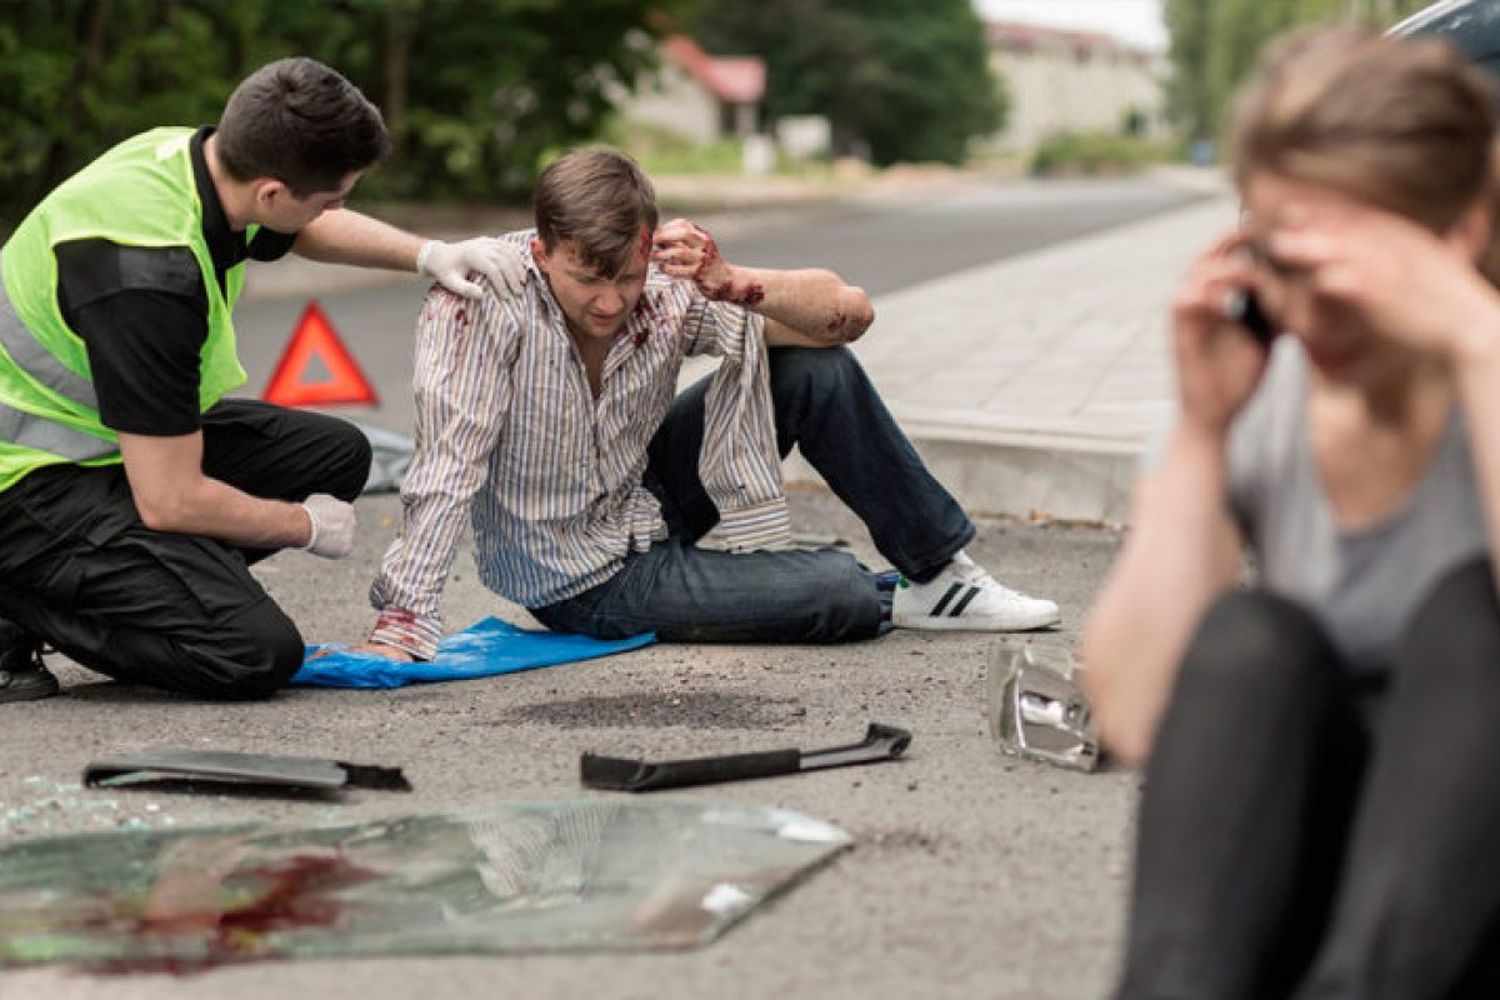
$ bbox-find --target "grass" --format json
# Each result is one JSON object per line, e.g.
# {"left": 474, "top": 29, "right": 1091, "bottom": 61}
{"left": 1029, "top": 132, "right": 1183, "bottom": 177}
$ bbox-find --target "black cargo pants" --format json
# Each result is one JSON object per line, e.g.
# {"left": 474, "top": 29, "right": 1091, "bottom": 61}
{"left": 0, "top": 400, "right": 370, "bottom": 700}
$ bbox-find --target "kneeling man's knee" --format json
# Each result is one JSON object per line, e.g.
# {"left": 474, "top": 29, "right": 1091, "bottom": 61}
{"left": 328, "top": 421, "right": 374, "bottom": 501}
{"left": 203, "top": 603, "right": 305, "bottom": 701}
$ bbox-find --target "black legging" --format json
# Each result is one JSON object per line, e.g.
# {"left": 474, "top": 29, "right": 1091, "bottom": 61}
{"left": 1116, "top": 557, "right": 1500, "bottom": 1000}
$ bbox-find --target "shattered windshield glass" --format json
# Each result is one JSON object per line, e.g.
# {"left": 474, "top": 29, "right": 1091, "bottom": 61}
{"left": 0, "top": 800, "right": 849, "bottom": 972}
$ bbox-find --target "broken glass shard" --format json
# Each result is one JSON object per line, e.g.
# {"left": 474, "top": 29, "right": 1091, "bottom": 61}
{"left": 0, "top": 800, "right": 849, "bottom": 971}
{"left": 987, "top": 641, "right": 1100, "bottom": 773}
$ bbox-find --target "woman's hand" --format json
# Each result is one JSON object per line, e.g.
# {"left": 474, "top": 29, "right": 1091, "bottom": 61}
{"left": 1269, "top": 202, "right": 1500, "bottom": 364}
{"left": 1171, "top": 231, "right": 1274, "bottom": 437}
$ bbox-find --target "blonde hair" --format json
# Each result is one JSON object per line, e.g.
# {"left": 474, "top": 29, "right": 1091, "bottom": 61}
{"left": 1230, "top": 26, "right": 1500, "bottom": 279}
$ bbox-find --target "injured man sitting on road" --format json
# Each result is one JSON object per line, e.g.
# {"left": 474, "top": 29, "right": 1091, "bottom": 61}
{"left": 349, "top": 147, "right": 1058, "bottom": 662}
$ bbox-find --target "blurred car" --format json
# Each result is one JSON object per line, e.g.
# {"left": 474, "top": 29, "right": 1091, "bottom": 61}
{"left": 1392, "top": 0, "right": 1500, "bottom": 77}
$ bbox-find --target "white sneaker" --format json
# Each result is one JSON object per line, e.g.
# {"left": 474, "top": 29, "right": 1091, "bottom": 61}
{"left": 891, "top": 551, "right": 1060, "bottom": 632}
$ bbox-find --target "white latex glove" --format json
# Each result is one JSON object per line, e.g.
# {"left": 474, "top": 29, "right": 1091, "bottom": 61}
{"left": 417, "top": 237, "right": 526, "bottom": 300}
{"left": 300, "top": 493, "right": 356, "bottom": 559}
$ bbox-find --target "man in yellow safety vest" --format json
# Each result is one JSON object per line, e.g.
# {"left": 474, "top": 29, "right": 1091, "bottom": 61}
{"left": 0, "top": 57, "right": 519, "bottom": 702}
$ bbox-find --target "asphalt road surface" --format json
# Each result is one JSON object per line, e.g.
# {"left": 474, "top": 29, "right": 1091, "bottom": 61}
{"left": 0, "top": 492, "right": 1132, "bottom": 1000}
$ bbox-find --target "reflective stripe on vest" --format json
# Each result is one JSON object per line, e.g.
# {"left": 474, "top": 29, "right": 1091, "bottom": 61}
{"left": 0, "top": 128, "right": 249, "bottom": 493}
{"left": 0, "top": 398, "right": 112, "bottom": 460}
{"left": 0, "top": 280, "right": 96, "bottom": 409}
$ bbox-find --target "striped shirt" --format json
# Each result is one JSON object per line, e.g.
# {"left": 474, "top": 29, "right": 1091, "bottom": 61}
{"left": 368, "top": 230, "right": 790, "bottom": 658}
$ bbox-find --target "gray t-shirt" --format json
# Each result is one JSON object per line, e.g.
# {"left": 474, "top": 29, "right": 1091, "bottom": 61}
{"left": 1225, "top": 339, "right": 1489, "bottom": 676}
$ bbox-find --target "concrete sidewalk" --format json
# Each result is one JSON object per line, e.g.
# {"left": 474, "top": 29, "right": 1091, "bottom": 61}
{"left": 823, "top": 192, "right": 1237, "bottom": 525}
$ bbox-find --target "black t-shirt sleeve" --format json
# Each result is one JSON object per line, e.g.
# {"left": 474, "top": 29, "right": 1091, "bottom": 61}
{"left": 54, "top": 240, "right": 209, "bottom": 437}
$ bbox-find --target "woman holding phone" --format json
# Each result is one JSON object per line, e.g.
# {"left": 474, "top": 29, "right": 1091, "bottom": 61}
{"left": 1084, "top": 26, "right": 1500, "bottom": 999}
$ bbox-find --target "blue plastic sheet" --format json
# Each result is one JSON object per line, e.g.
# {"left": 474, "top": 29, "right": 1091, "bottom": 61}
{"left": 294, "top": 616, "right": 655, "bottom": 689}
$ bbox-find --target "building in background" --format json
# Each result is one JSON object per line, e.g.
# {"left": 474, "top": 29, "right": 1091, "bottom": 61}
{"left": 985, "top": 21, "right": 1167, "bottom": 155}
{"left": 616, "top": 35, "right": 766, "bottom": 145}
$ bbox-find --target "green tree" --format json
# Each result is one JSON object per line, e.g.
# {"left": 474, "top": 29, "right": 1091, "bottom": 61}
{"left": 1165, "top": 0, "right": 1433, "bottom": 142}
{"left": 1163, "top": 0, "right": 1214, "bottom": 140}
{"left": 0, "top": 0, "right": 686, "bottom": 225}
{"left": 690, "top": 0, "right": 1003, "bottom": 165}
{"left": 0, "top": 1, "right": 242, "bottom": 222}
{"left": 360, "top": 0, "right": 682, "bottom": 198}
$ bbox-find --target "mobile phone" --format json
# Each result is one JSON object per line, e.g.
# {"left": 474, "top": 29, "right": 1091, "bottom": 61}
{"left": 1224, "top": 288, "right": 1277, "bottom": 347}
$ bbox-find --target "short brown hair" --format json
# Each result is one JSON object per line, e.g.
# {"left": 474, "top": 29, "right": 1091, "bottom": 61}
{"left": 1231, "top": 27, "right": 1499, "bottom": 266}
{"left": 217, "top": 57, "right": 391, "bottom": 197}
{"left": 534, "top": 148, "right": 658, "bottom": 275}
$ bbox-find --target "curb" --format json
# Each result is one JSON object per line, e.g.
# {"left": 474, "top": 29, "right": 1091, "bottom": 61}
{"left": 785, "top": 408, "right": 1144, "bottom": 526}
{"left": 784, "top": 424, "right": 1138, "bottom": 528}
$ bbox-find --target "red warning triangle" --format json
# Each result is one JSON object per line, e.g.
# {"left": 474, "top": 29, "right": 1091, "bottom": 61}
{"left": 262, "top": 301, "right": 379, "bottom": 407}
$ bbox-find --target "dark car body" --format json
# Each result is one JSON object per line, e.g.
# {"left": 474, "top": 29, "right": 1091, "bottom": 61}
{"left": 1392, "top": 0, "right": 1500, "bottom": 77}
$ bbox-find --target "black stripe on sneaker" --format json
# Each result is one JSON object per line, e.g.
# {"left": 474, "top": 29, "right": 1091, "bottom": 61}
{"left": 949, "top": 585, "right": 982, "bottom": 617}
{"left": 929, "top": 582, "right": 964, "bottom": 616}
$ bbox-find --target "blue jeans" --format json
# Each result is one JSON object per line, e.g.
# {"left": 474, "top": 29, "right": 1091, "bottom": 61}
{"left": 530, "top": 347, "right": 975, "bottom": 644}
